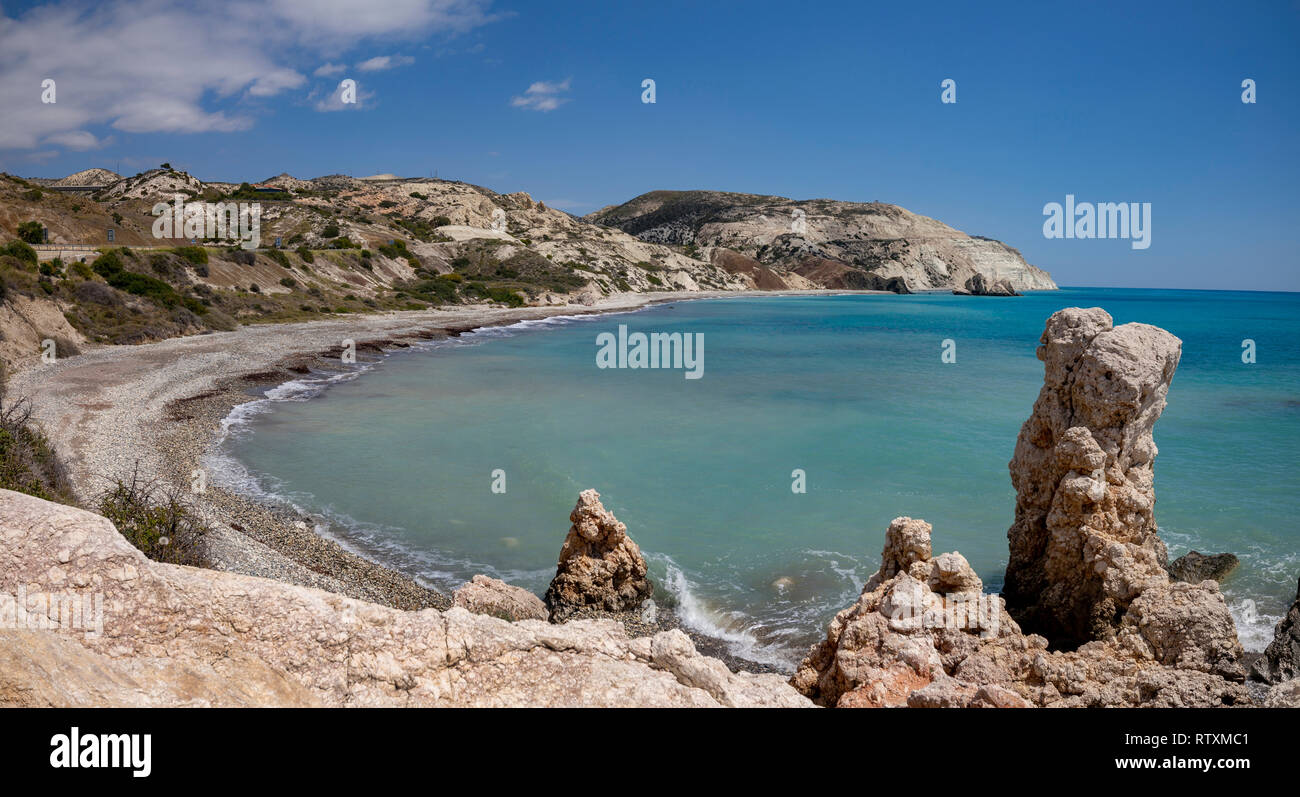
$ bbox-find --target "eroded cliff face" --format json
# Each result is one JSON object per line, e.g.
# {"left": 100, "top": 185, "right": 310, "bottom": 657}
{"left": 588, "top": 190, "right": 1058, "bottom": 293}
{"left": 0, "top": 490, "right": 806, "bottom": 708}
{"left": 792, "top": 308, "right": 1250, "bottom": 708}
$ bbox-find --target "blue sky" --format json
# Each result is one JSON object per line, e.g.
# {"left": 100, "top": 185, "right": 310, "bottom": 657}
{"left": 1, "top": 0, "right": 1297, "bottom": 290}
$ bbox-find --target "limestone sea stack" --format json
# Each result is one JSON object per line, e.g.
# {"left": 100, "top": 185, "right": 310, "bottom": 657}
{"left": 544, "top": 489, "right": 653, "bottom": 621}
{"left": 1003, "top": 307, "right": 1181, "bottom": 645}
{"left": 792, "top": 308, "right": 1250, "bottom": 707}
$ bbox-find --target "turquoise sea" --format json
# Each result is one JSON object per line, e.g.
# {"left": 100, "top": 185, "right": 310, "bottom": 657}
{"left": 209, "top": 289, "right": 1300, "bottom": 668}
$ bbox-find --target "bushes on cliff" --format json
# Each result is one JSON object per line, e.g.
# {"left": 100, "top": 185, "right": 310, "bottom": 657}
{"left": 174, "top": 245, "right": 208, "bottom": 265}
{"left": 96, "top": 469, "right": 209, "bottom": 567}
{"left": 1, "top": 239, "right": 38, "bottom": 267}
{"left": 17, "top": 221, "right": 44, "bottom": 244}
{"left": 0, "top": 381, "right": 75, "bottom": 504}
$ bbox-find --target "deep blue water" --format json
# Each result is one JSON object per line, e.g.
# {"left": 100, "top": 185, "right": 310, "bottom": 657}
{"left": 210, "top": 289, "right": 1300, "bottom": 668}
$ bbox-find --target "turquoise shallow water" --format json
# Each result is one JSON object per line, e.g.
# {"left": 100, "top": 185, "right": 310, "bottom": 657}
{"left": 211, "top": 289, "right": 1300, "bottom": 668}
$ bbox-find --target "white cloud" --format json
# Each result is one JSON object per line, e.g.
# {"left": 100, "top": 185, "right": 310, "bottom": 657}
{"left": 0, "top": 0, "right": 499, "bottom": 150}
{"left": 510, "top": 78, "right": 572, "bottom": 112}
{"left": 45, "top": 130, "right": 107, "bottom": 150}
{"left": 314, "top": 62, "right": 348, "bottom": 77}
{"left": 357, "top": 55, "right": 415, "bottom": 72}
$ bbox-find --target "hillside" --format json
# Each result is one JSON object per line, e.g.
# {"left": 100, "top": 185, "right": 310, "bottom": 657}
{"left": 587, "top": 190, "right": 1057, "bottom": 293}
{"left": 0, "top": 168, "right": 1055, "bottom": 368}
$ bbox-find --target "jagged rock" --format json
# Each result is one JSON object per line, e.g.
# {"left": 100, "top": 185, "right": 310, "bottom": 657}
{"left": 791, "top": 516, "right": 1249, "bottom": 708}
{"left": 453, "top": 575, "right": 548, "bottom": 622}
{"left": 792, "top": 309, "right": 1251, "bottom": 708}
{"left": 544, "top": 490, "right": 652, "bottom": 620}
{"left": 1263, "top": 678, "right": 1300, "bottom": 707}
{"left": 1251, "top": 577, "right": 1300, "bottom": 684}
{"left": 1004, "top": 307, "right": 1185, "bottom": 645}
{"left": 0, "top": 489, "right": 807, "bottom": 707}
{"left": 953, "top": 273, "right": 1020, "bottom": 296}
{"left": 791, "top": 517, "right": 1024, "bottom": 708}
{"left": 1167, "top": 551, "right": 1239, "bottom": 583}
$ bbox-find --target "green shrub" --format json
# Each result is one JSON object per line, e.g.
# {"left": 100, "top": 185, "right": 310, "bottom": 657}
{"left": 174, "top": 246, "right": 208, "bottom": 265}
{"left": 0, "top": 391, "right": 75, "bottom": 504}
{"left": 17, "top": 221, "right": 44, "bottom": 244}
{"left": 321, "top": 224, "right": 340, "bottom": 238}
{"left": 22, "top": 188, "right": 43, "bottom": 201}
{"left": 105, "top": 270, "right": 183, "bottom": 307}
{"left": 96, "top": 470, "right": 208, "bottom": 566}
{"left": 279, "top": 276, "right": 296, "bottom": 288}
{"left": 296, "top": 246, "right": 314, "bottom": 263}
{"left": 1, "top": 240, "right": 38, "bottom": 266}
{"left": 266, "top": 249, "right": 290, "bottom": 269}
{"left": 91, "top": 250, "right": 124, "bottom": 277}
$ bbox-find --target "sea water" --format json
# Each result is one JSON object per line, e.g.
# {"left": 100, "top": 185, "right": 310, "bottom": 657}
{"left": 210, "top": 289, "right": 1300, "bottom": 668}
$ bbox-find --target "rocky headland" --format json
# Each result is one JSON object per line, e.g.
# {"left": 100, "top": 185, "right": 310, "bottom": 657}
{"left": 588, "top": 190, "right": 1058, "bottom": 294}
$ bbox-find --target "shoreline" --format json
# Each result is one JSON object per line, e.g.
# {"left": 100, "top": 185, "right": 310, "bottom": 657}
{"left": 10, "top": 288, "right": 876, "bottom": 674}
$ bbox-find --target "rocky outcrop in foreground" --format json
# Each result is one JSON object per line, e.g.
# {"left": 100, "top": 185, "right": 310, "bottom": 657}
{"left": 0, "top": 490, "right": 806, "bottom": 707}
{"left": 544, "top": 489, "right": 653, "bottom": 620}
{"left": 1252, "top": 577, "right": 1299, "bottom": 685}
{"left": 792, "top": 308, "right": 1250, "bottom": 707}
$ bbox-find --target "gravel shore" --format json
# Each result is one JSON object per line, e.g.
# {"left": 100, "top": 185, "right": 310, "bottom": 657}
{"left": 11, "top": 290, "right": 864, "bottom": 674}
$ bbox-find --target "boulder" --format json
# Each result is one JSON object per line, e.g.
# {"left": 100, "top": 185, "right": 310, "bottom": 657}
{"left": 1251, "top": 577, "right": 1300, "bottom": 684}
{"left": 544, "top": 489, "right": 653, "bottom": 620}
{"left": 1166, "top": 551, "right": 1239, "bottom": 584}
{"left": 453, "top": 575, "right": 548, "bottom": 622}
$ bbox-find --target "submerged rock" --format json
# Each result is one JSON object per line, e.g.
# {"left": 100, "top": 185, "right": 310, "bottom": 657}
{"left": 1167, "top": 551, "right": 1240, "bottom": 584}
{"left": 544, "top": 489, "right": 653, "bottom": 621}
{"left": 1251, "top": 577, "right": 1300, "bottom": 684}
{"left": 453, "top": 575, "right": 548, "bottom": 622}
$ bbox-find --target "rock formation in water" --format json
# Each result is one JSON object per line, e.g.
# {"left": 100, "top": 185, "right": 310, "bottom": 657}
{"left": 1252, "top": 577, "right": 1299, "bottom": 684}
{"left": 1167, "top": 551, "right": 1240, "bottom": 584}
{"left": 953, "top": 273, "right": 1020, "bottom": 296}
{"left": 791, "top": 517, "right": 1034, "bottom": 708}
{"left": 0, "top": 489, "right": 806, "bottom": 707}
{"left": 1003, "top": 307, "right": 1180, "bottom": 645}
{"left": 544, "top": 489, "right": 653, "bottom": 620}
{"left": 453, "top": 575, "right": 548, "bottom": 622}
{"left": 792, "top": 308, "right": 1250, "bottom": 707}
